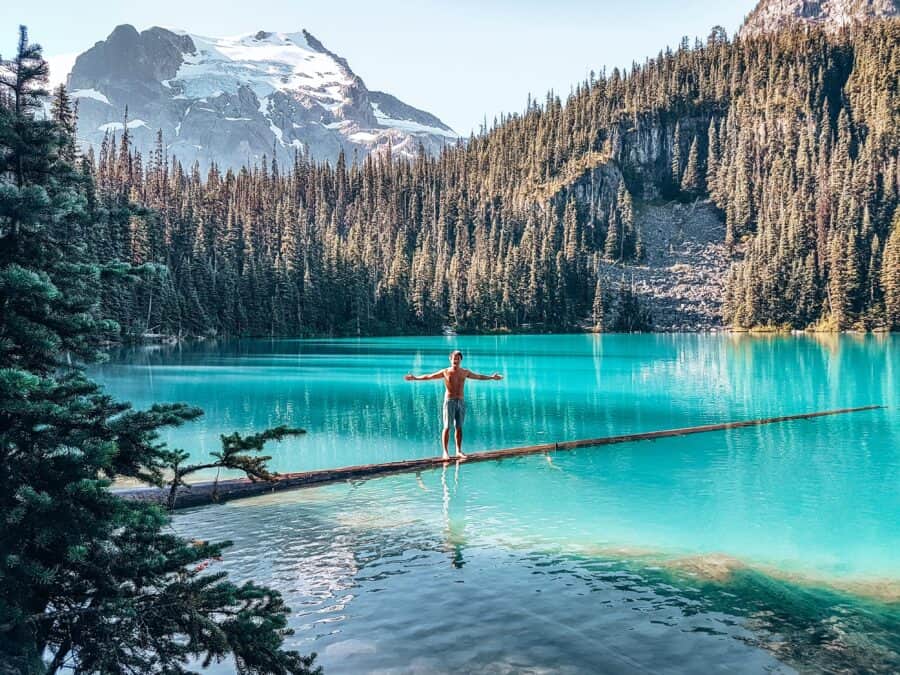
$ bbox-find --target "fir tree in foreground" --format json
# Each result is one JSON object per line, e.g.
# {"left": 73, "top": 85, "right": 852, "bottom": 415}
{"left": 0, "top": 27, "right": 317, "bottom": 674}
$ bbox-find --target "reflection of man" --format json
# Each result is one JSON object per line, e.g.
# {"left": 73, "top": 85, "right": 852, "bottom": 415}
{"left": 405, "top": 350, "right": 503, "bottom": 460}
{"left": 442, "top": 463, "right": 465, "bottom": 569}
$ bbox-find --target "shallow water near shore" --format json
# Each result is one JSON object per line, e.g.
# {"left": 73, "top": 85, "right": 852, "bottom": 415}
{"left": 173, "top": 463, "right": 900, "bottom": 673}
{"left": 99, "top": 334, "right": 900, "bottom": 671}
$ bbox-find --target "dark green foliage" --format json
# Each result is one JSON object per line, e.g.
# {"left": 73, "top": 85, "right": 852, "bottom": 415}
{"left": 634, "top": 224, "right": 645, "bottom": 263}
{"left": 680, "top": 136, "right": 702, "bottom": 197}
{"left": 50, "top": 85, "right": 77, "bottom": 163}
{"left": 882, "top": 207, "right": 900, "bottom": 329}
{"left": 705, "top": 118, "right": 720, "bottom": 202}
{"left": 0, "top": 28, "right": 316, "bottom": 674}
{"left": 591, "top": 277, "right": 606, "bottom": 331}
{"left": 603, "top": 212, "right": 621, "bottom": 261}
{"left": 611, "top": 278, "right": 653, "bottom": 332}
{"left": 671, "top": 120, "right": 683, "bottom": 188}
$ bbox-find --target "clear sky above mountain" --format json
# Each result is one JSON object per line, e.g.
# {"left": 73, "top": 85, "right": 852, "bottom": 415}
{"left": 3, "top": 0, "right": 756, "bottom": 134}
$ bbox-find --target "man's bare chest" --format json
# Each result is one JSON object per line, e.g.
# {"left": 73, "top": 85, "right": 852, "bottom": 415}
{"left": 444, "top": 368, "right": 466, "bottom": 390}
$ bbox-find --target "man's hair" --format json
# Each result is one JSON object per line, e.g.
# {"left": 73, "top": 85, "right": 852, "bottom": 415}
{"left": 450, "top": 350, "right": 463, "bottom": 359}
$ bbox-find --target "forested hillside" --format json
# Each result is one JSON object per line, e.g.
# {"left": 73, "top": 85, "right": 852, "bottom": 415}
{"left": 63, "top": 21, "right": 900, "bottom": 335}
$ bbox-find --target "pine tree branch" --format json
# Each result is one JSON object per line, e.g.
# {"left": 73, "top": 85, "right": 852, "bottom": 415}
{"left": 163, "top": 426, "right": 306, "bottom": 509}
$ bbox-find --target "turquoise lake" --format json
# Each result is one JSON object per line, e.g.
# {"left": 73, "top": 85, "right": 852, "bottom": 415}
{"left": 96, "top": 334, "right": 900, "bottom": 672}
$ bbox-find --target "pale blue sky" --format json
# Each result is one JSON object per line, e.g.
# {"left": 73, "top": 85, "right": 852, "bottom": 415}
{"left": 3, "top": 0, "right": 757, "bottom": 134}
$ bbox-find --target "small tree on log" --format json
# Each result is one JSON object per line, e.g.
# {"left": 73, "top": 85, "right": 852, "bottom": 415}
{"left": 162, "top": 426, "right": 307, "bottom": 510}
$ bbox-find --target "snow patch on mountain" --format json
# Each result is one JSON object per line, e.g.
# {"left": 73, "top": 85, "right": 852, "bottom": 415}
{"left": 349, "top": 131, "right": 378, "bottom": 142}
{"left": 175, "top": 31, "right": 351, "bottom": 105}
{"left": 71, "top": 88, "right": 112, "bottom": 105}
{"left": 99, "top": 119, "right": 148, "bottom": 132}
{"left": 372, "top": 102, "right": 458, "bottom": 139}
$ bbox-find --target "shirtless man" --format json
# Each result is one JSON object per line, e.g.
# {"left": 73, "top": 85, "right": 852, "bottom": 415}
{"left": 405, "top": 350, "right": 503, "bottom": 461}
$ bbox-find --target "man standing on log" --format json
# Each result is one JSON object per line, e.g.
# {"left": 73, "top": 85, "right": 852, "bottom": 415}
{"left": 405, "top": 350, "right": 503, "bottom": 461}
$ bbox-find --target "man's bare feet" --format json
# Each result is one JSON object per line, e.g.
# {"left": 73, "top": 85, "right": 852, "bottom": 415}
{"left": 441, "top": 452, "right": 450, "bottom": 462}
{"left": 455, "top": 451, "right": 467, "bottom": 461}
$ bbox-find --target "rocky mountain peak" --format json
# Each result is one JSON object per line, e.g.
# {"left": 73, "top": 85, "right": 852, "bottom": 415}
{"left": 64, "top": 25, "right": 457, "bottom": 170}
{"left": 740, "top": 0, "right": 900, "bottom": 38}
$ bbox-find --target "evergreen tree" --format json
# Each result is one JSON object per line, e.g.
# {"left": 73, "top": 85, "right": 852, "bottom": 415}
{"left": 680, "top": 136, "right": 702, "bottom": 197}
{"left": 705, "top": 118, "right": 719, "bottom": 201}
{"left": 562, "top": 195, "right": 579, "bottom": 263}
{"left": 611, "top": 277, "right": 652, "bottom": 332}
{"left": 591, "top": 277, "right": 606, "bottom": 331}
{"left": 0, "top": 29, "right": 317, "bottom": 674}
{"left": 634, "top": 223, "right": 645, "bottom": 263}
{"left": 50, "top": 84, "right": 77, "bottom": 163}
{"left": 882, "top": 207, "right": 900, "bottom": 329}
{"left": 828, "top": 231, "right": 850, "bottom": 329}
{"left": 671, "top": 120, "right": 683, "bottom": 187}
{"left": 604, "top": 213, "right": 621, "bottom": 261}
{"left": 615, "top": 182, "right": 635, "bottom": 260}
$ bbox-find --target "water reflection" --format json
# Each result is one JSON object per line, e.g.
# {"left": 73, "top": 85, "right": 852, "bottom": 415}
{"left": 441, "top": 463, "right": 466, "bottom": 569}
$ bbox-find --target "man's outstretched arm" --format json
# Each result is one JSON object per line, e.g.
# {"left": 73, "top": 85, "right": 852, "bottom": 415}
{"left": 405, "top": 370, "right": 445, "bottom": 381}
{"left": 465, "top": 369, "right": 503, "bottom": 381}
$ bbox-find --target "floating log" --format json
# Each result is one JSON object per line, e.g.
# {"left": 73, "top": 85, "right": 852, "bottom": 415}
{"left": 116, "top": 405, "right": 883, "bottom": 510}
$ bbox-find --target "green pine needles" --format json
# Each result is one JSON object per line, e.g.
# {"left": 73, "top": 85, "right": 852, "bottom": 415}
{"left": 163, "top": 426, "right": 307, "bottom": 510}
{"left": 0, "top": 26, "right": 318, "bottom": 674}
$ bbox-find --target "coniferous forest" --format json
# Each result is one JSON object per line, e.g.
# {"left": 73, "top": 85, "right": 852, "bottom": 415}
{"left": 64, "top": 21, "right": 900, "bottom": 336}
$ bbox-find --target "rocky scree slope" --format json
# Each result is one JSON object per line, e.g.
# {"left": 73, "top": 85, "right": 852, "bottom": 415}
{"left": 599, "top": 200, "right": 730, "bottom": 332}
{"left": 554, "top": 161, "right": 728, "bottom": 331}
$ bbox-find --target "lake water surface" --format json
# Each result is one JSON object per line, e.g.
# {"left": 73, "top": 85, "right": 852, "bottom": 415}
{"left": 97, "top": 335, "right": 900, "bottom": 672}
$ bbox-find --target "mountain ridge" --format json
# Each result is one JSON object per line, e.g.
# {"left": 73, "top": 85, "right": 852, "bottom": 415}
{"left": 65, "top": 24, "right": 457, "bottom": 169}
{"left": 740, "top": 0, "right": 900, "bottom": 37}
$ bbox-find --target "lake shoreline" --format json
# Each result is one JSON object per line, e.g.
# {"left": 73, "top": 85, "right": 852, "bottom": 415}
{"left": 112, "top": 326, "right": 897, "bottom": 349}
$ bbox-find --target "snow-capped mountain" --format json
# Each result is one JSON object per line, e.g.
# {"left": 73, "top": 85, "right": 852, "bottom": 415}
{"left": 740, "top": 0, "right": 900, "bottom": 38}
{"left": 65, "top": 25, "right": 458, "bottom": 169}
